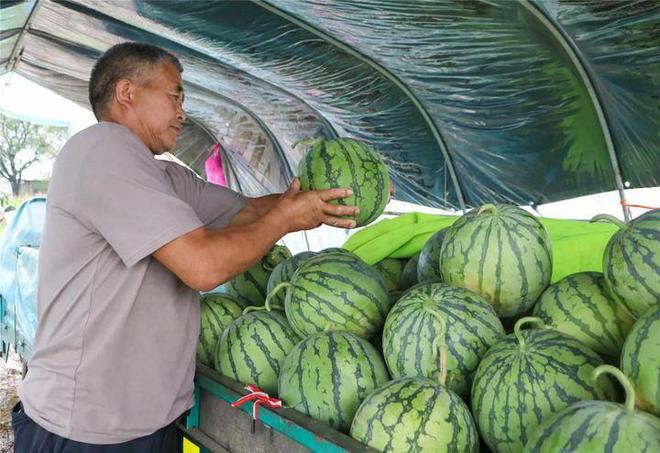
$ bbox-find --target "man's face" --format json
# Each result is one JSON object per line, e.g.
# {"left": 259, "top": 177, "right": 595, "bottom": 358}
{"left": 133, "top": 61, "right": 185, "bottom": 154}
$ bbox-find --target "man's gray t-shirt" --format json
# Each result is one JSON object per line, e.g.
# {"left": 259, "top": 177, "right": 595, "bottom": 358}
{"left": 19, "top": 122, "right": 246, "bottom": 444}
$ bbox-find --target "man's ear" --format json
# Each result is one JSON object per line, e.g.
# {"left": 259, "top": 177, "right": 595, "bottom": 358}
{"left": 114, "top": 79, "right": 135, "bottom": 110}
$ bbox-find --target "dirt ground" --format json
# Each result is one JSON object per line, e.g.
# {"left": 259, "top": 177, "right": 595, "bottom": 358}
{"left": 0, "top": 349, "right": 22, "bottom": 452}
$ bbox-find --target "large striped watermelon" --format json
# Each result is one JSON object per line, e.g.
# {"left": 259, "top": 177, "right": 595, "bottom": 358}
{"left": 224, "top": 244, "right": 291, "bottom": 306}
{"left": 400, "top": 253, "right": 420, "bottom": 290}
{"left": 592, "top": 210, "right": 660, "bottom": 318}
{"left": 533, "top": 272, "right": 634, "bottom": 360}
{"left": 372, "top": 258, "right": 407, "bottom": 292}
{"left": 279, "top": 331, "right": 389, "bottom": 433}
{"left": 197, "top": 293, "right": 245, "bottom": 367}
{"left": 523, "top": 365, "right": 660, "bottom": 452}
{"left": 298, "top": 137, "right": 390, "bottom": 227}
{"left": 621, "top": 305, "right": 660, "bottom": 416}
{"left": 266, "top": 251, "right": 316, "bottom": 307}
{"left": 284, "top": 252, "right": 390, "bottom": 339}
{"left": 471, "top": 317, "right": 617, "bottom": 453}
{"left": 382, "top": 283, "right": 504, "bottom": 397}
{"left": 440, "top": 204, "right": 552, "bottom": 319}
{"left": 350, "top": 377, "right": 479, "bottom": 452}
{"left": 215, "top": 309, "right": 300, "bottom": 395}
{"left": 417, "top": 228, "right": 448, "bottom": 283}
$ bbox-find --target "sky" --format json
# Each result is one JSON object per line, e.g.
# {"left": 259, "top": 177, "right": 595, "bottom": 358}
{"left": 0, "top": 72, "right": 96, "bottom": 182}
{"left": 0, "top": 72, "right": 656, "bottom": 221}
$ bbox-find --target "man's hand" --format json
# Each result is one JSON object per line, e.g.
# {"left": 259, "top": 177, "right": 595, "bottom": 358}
{"left": 271, "top": 178, "right": 359, "bottom": 231}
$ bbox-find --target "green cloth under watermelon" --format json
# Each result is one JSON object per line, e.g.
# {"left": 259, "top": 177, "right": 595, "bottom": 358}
{"left": 342, "top": 212, "right": 619, "bottom": 282}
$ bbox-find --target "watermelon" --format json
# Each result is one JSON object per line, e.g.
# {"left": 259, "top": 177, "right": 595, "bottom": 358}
{"left": 417, "top": 228, "right": 448, "bottom": 283}
{"left": 266, "top": 251, "right": 316, "bottom": 307}
{"left": 471, "top": 317, "right": 617, "bottom": 453}
{"left": 298, "top": 137, "right": 390, "bottom": 227}
{"left": 440, "top": 204, "right": 552, "bottom": 319}
{"left": 278, "top": 330, "right": 389, "bottom": 433}
{"left": 400, "top": 253, "right": 420, "bottom": 290}
{"left": 533, "top": 272, "right": 634, "bottom": 361}
{"left": 224, "top": 244, "right": 291, "bottom": 306}
{"left": 372, "top": 258, "right": 407, "bottom": 292}
{"left": 215, "top": 309, "right": 300, "bottom": 395}
{"left": 523, "top": 365, "right": 660, "bottom": 452}
{"left": 284, "top": 252, "right": 390, "bottom": 339}
{"left": 350, "top": 377, "right": 479, "bottom": 452}
{"left": 621, "top": 305, "right": 660, "bottom": 416}
{"left": 382, "top": 283, "right": 504, "bottom": 397}
{"left": 197, "top": 293, "right": 245, "bottom": 367}
{"left": 592, "top": 210, "right": 660, "bottom": 318}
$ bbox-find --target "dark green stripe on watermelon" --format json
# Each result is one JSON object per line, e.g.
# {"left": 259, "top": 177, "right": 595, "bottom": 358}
{"left": 594, "top": 209, "right": 660, "bottom": 318}
{"left": 224, "top": 245, "right": 291, "bottom": 306}
{"left": 471, "top": 318, "right": 617, "bottom": 453}
{"left": 417, "top": 227, "right": 448, "bottom": 283}
{"left": 215, "top": 310, "right": 300, "bottom": 395}
{"left": 621, "top": 306, "right": 660, "bottom": 416}
{"left": 400, "top": 252, "right": 420, "bottom": 290}
{"left": 350, "top": 377, "right": 479, "bottom": 452}
{"left": 383, "top": 283, "right": 504, "bottom": 397}
{"left": 440, "top": 204, "right": 552, "bottom": 319}
{"left": 533, "top": 272, "right": 634, "bottom": 361}
{"left": 197, "top": 293, "right": 245, "bottom": 367}
{"left": 297, "top": 137, "right": 390, "bottom": 227}
{"left": 278, "top": 330, "right": 389, "bottom": 433}
{"left": 285, "top": 252, "right": 391, "bottom": 339}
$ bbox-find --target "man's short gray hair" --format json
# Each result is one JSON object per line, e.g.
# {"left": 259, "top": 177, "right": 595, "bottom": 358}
{"left": 89, "top": 42, "right": 183, "bottom": 120}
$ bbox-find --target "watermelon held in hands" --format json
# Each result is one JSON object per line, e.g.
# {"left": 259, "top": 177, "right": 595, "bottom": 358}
{"left": 297, "top": 137, "right": 390, "bottom": 227}
{"left": 471, "top": 317, "right": 617, "bottom": 453}
{"left": 214, "top": 307, "right": 301, "bottom": 395}
{"left": 197, "top": 293, "right": 245, "bottom": 367}
{"left": 621, "top": 305, "right": 660, "bottom": 416}
{"left": 382, "top": 283, "right": 504, "bottom": 397}
{"left": 278, "top": 330, "right": 389, "bottom": 433}
{"left": 523, "top": 365, "right": 660, "bottom": 452}
{"left": 350, "top": 377, "right": 479, "bottom": 453}
{"left": 440, "top": 204, "right": 552, "bottom": 319}
{"left": 284, "top": 251, "right": 391, "bottom": 339}
{"left": 224, "top": 244, "right": 291, "bottom": 306}
{"left": 591, "top": 210, "right": 660, "bottom": 318}
{"left": 417, "top": 227, "right": 448, "bottom": 283}
{"left": 533, "top": 272, "right": 634, "bottom": 361}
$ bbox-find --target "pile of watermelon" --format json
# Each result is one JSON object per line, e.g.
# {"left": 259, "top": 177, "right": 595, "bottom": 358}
{"left": 196, "top": 138, "right": 659, "bottom": 452}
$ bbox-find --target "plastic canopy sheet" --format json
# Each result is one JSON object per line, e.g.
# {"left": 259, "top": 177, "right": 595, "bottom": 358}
{"left": 0, "top": 198, "right": 45, "bottom": 360}
{"left": 0, "top": 0, "right": 658, "bottom": 208}
{"left": 342, "top": 211, "right": 619, "bottom": 283}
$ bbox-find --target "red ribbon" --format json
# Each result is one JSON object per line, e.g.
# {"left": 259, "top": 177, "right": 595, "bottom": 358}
{"left": 231, "top": 384, "right": 282, "bottom": 422}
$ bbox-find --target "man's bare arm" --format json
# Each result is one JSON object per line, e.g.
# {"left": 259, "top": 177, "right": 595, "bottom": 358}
{"left": 230, "top": 194, "right": 280, "bottom": 226}
{"left": 153, "top": 180, "right": 358, "bottom": 291}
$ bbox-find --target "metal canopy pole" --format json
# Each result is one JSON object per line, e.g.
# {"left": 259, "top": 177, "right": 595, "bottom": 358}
{"left": 521, "top": 0, "right": 631, "bottom": 221}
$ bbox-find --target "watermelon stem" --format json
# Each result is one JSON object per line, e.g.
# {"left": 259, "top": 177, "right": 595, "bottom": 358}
{"left": 291, "top": 136, "right": 325, "bottom": 150}
{"left": 513, "top": 316, "right": 546, "bottom": 349}
{"left": 477, "top": 204, "right": 498, "bottom": 215}
{"left": 593, "top": 365, "right": 637, "bottom": 414}
{"left": 423, "top": 304, "right": 448, "bottom": 387}
{"left": 263, "top": 282, "right": 292, "bottom": 311}
{"left": 590, "top": 214, "right": 628, "bottom": 230}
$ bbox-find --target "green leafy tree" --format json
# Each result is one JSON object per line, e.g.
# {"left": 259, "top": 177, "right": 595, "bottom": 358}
{"left": 0, "top": 113, "right": 66, "bottom": 196}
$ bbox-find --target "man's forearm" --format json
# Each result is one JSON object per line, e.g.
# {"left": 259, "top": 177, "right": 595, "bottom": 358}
{"left": 230, "top": 194, "right": 281, "bottom": 226}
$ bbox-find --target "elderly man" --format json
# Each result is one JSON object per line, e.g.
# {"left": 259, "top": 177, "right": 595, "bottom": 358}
{"left": 13, "top": 42, "right": 357, "bottom": 451}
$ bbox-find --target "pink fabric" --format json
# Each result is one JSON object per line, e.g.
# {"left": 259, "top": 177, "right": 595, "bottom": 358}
{"left": 204, "top": 143, "right": 227, "bottom": 187}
